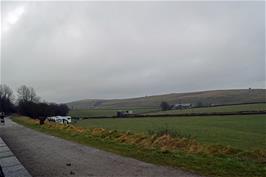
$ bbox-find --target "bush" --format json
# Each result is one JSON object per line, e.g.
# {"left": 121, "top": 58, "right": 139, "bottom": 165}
{"left": 160, "top": 101, "right": 171, "bottom": 111}
{"left": 18, "top": 101, "right": 69, "bottom": 119}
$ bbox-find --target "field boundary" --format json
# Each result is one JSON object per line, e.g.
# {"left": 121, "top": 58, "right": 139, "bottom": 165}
{"left": 79, "top": 110, "right": 266, "bottom": 119}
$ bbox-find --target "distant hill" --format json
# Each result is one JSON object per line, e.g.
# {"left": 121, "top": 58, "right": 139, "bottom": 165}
{"left": 67, "top": 89, "right": 266, "bottom": 109}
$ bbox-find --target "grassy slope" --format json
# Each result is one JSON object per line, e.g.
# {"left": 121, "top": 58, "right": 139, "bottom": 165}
{"left": 67, "top": 89, "right": 266, "bottom": 109}
{"left": 13, "top": 116, "right": 266, "bottom": 177}
{"left": 148, "top": 103, "right": 266, "bottom": 115}
{"left": 75, "top": 115, "right": 266, "bottom": 150}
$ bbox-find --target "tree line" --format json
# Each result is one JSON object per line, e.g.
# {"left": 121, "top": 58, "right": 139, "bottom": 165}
{"left": 0, "top": 84, "right": 69, "bottom": 119}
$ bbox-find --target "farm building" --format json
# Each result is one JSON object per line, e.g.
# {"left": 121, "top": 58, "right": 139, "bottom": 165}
{"left": 116, "top": 110, "right": 133, "bottom": 118}
{"left": 172, "top": 103, "right": 192, "bottom": 109}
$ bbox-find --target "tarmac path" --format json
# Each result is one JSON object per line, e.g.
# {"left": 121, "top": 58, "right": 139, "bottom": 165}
{"left": 0, "top": 117, "right": 203, "bottom": 177}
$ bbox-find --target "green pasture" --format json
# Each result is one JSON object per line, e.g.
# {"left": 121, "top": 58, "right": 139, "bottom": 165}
{"left": 75, "top": 114, "right": 266, "bottom": 150}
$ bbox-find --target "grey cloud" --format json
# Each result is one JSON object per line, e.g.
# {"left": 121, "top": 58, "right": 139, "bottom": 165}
{"left": 1, "top": 1, "right": 265, "bottom": 102}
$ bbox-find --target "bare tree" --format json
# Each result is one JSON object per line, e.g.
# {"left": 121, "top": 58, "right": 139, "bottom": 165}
{"left": 0, "top": 84, "right": 14, "bottom": 101}
{"left": 160, "top": 101, "right": 171, "bottom": 111}
{"left": 0, "top": 84, "right": 15, "bottom": 114}
{"left": 17, "top": 85, "right": 40, "bottom": 103}
{"left": 29, "top": 87, "right": 39, "bottom": 102}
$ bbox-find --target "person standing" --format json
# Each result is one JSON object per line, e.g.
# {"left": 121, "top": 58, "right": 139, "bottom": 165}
{"left": 0, "top": 112, "right": 5, "bottom": 125}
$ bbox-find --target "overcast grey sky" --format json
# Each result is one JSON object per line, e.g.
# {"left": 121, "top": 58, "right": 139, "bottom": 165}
{"left": 1, "top": 1, "right": 265, "bottom": 103}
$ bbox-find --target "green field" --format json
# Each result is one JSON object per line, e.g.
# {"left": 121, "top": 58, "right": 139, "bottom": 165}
{"left": 75, "top": 115, "right": 266, "bottom": 150}
{"left": 148, "top": 103, "right": 266, "bottom": 115}
{"left": 69, "top": 108, "right": 159, "bottom": 117}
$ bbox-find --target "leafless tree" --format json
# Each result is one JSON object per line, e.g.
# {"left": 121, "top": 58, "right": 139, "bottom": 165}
{"left": 0, "top": 84, "right": 15, "bottom": 113}
{"left": 17, "top": 85, "right": 40, "bottom": 103}
{"left": 0, "top": 84, "right": 15, "bottom": 102}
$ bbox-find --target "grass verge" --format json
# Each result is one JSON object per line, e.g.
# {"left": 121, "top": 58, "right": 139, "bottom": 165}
{"left": 13, "top": 116, "right": 266, "bottom": 177}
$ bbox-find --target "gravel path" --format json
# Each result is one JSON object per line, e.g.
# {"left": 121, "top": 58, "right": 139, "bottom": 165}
{"left": 0, "top": 117, "right": 203, "bottom": 177}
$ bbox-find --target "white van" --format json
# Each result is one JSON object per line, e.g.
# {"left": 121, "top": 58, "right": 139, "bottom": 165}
{"left": 48, "top": 116, "right": 71, "bottom": 124}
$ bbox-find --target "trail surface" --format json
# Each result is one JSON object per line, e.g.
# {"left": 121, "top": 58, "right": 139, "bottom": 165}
{"left": 0, "top": 117, "right": 202, "bottom": 177}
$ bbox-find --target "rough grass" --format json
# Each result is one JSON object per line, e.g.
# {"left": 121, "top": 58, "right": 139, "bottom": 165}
{"left": 75, "top": 115, "right": 266, "bottom": 150}
{"left": 13, "top": 116, "right": 266, "bottom": 177}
